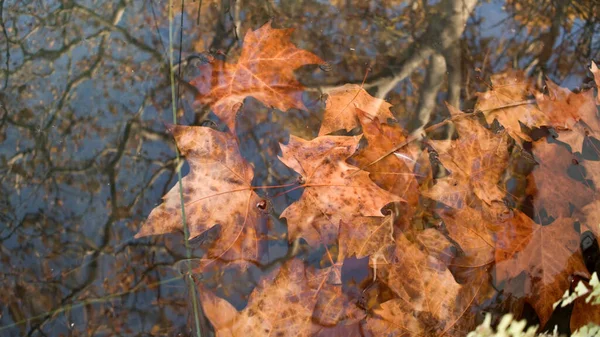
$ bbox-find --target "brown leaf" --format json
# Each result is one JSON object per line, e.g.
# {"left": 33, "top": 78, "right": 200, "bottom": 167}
{"left": 495, "top": 216, "right": 588, "bottom": 326}
{"left": 367, "top": 233, "right": 490, "bottom": 336}
{"left": 350, "top": 108, "right": 420, "bottom": 205}
{"left": 427, "top": 104, "right": 510, "bottom": 207}
{"left": 475, "top": 70, "right": 546, "bottom": 141}
{"left": 319, "top": 84, "right": 394, "bottom": 136}
{"left": 337, "top": 216, "right": 395, "bottom": 262}
{"left": 437, "top": 207, "right": 496, "bottom": 271}
{"left": 536, "top": 79, "right": 597, "bottom": 152}
{"left": 279, "top": 135, "right": 402, "bottom": 246}
{"left": 135, "top": 126, "right": 264, "bottom": 264}
{"left": 415, "top": 228, "right": 457, "bottom": 268}
{"left": 556, "top": 95, "right": 600, "bottom": 154}
{"left": 571, "top": 284, "right": 600, "bottom": 333}
{"left": 190, "top": 21, "right": 323, "bottom": 131}
{"left": 579, "top": 200, "right": 600, "bottom": 238}
{"left": 421, "top": 172, "right": 472, "bottom": 209}
{"left": 526, "top": 139, "right": 594, "bottom": 220}
{"left": 475, "top": 71, "right": 597, "bottom": 148}
{"left": 494, "top": 210, "right": 535, "bottom": 264}
{"left": 535, "top": 78, "right": 594, "bottom": 130}
{"left": 199, "top": 259, "right": 363, "bottom": 337}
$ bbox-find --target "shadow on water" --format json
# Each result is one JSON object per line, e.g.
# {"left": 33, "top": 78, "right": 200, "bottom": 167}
{"left": 0, "top": 0, "right": 599, "bottom": 336}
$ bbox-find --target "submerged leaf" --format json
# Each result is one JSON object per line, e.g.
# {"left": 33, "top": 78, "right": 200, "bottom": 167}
{"left": 279, "top": 135, "right": 402, "bottom": 246}
{"left": 190, "top": 22, "right": 323, "bottom": 131}
{"left": 136, "top": 126, "right": 265, "bottom": 266}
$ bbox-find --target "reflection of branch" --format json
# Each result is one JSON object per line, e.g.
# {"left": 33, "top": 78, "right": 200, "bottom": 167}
{"left": 374, "top": 0, "right": 477, "bottom": 99}
{"left": 72, "top": 3, "right": 164, "bottom": 62}
{"left": 444, "top": 42, "right": 462, "bottom": 108}
{"left": 0, "top": 0, "right": 9, "bottom": 90}
{"left": 413, "top": 53, "right": 446, "bottom": 136}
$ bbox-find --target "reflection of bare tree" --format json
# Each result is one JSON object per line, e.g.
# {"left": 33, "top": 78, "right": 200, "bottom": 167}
{"left": 1, "top": 0, "right": 599, "bottom": 335}
{"left": 0, "top": 1, "right": 197, "bottom": 335}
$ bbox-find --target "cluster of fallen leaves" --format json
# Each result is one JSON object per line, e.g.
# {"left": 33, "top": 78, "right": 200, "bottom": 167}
{"left": 135, "top": 22, "right": 600, "bottom": 336}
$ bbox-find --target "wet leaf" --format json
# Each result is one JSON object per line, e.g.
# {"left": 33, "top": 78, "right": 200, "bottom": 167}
{"left": 135, "top": 126, "right": 266, "bottom": 266}
{"left": 198, "top": 259, "right": 363, "bottom": 337}
{"left": 426, "top": 104, "right": 510, "bottom": 207}
{"left": 526, "top": 139, "right": 595, "bottom": 220}
{"left": 367, "top": 233, "right": 492, "bottom": 337}
{"left": 279, "top": 134, "right": 402, "bottom": 246}
{"left": 319, "top": 84, "right": 394, "bottom": 136}
{"left": 190, "top": 21, "right": 324, "bottom": 131}
{"left": 495, "top": 216, "right": 589, "bottom": 326}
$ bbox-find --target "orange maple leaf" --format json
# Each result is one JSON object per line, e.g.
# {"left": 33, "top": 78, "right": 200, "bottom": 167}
{"left": 319, "top": 84, "right": 395, "bottom": 136}
{"left": 475, "top": 69, "right": 597, "bottom": 151}
{"left": 190, "top": 21, "right": 324, "bottom": 132}
{"left": 198, "top": 259, "right": 363, "bottom": 337}
{"left": 495, "top": 215, "right": 589, "bottom": 326}
{"left": 436, "top": 207, "right": 496, "bottom": 273}
{"left": 135, "top": 126, "right": 266, "bottom": 265}
{"left": 337, "top": 215, "right": 395, "bottom": 264}
{"left": 426, "top": 104, "right": 510, "bottom": 207}
{"left": 367, "top": 233, "right": 492, "bottom": 337}
{"left": 475, "top": 70, "right": 545, "bottom": 142}
{"left": 526, "top": 139, "right": 594, "bottom": 221}
{"left": 278, "top": 135, "right": 402, "bottom": 246}
{"left": 350, "top": 108, "right": 420, "bottom": 205}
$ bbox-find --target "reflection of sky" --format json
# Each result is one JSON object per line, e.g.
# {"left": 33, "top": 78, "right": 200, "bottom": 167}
{"left": 477, "top": 1, "right": 510, "bottom": 39}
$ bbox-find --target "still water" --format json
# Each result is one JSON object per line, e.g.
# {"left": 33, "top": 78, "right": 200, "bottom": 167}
{"left": 1, "top": 0, "right": 599, "bottom": 336}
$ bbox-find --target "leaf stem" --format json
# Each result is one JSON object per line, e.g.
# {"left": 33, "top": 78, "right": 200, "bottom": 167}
{"left": 167, "top": 0, "right": 202, "bottom": 335}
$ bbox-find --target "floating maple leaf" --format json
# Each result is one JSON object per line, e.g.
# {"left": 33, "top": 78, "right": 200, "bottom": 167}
{"left": 367, "top": 233, "right": 491, "bottom": 337}
{"left": 279, "top": 135, "right": 402, "bottom": 246}
{"left": 135, "top": 126, "right": 266, "bottom": 265}
{"left": 535, "top": 78, "right": 595, "bottom": 131}
{"left": 319, "top": 84, "right": 394, "bottom": 136}
{"left": 495, "top": 216, "right": 589, "bottom": 326}
{"left": 198, "top": 259, "right": 363, "bottom": 337}
{"left": 190, "top": 21, "right": 324, "bottom": 131}
{"left": 349, "top": 109, "right": 420, "bottom": 206}
{"left": 475, "top": 68, "right": 597, "bottom": 151}
{"left": 475, "top": 70, "right": 545, "bottom": 141}
{"left": 526, "top": 139, "right": 594, "bottom": 220}
{"left": 337, "top": 216, "right": 395, "bottom": 263}
{"left": 535, "top": 79, "right": 597, "bottom": 152}
{"left": 437, "top": 207, "right": 496, "bottom": 272}
{"left": 571, "top": 286, "right": 600, "bottom": 333}
{"left": 426, "top": 104, "right": 510, "bottom": 207}
{"left": 579, "top": 200, "right": 600, "bottom": 238}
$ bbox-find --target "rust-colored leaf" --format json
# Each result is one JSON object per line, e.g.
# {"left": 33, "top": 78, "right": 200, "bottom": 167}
{"left": 535, "top": 78, "right": 594, "bottom": 130}
{"left": 198, "top": 259, "right": 363, "bottom": 337}
{"left": 437, "top": 207, "right": 496, "bottom": 272}
{"left": 135, "top": 126, "right": 264, "bottom": 264}
{"left": 366, "top": 233, "right": 491, "bottom": 336}
{"left": 571, "top": 286, "right": 600, "bottom": 333}
{"left": 426, "top": 104, "right": 510, "bottom": 207}
{"left": 337, "top": 216, "right": 395, "bottom": 262}
{"left": 495, "top": 216, "right": 589, "bottom": 326}
{"left": 526, "top": 139, "right": 595, "bottom": 220}
{"left": 536, "top": 79, "right": 597, "bottom": 152}
{"left": 190, "top": 22, "right": 323, "bottom": 131}
{"left": 475, "top": 70, "right": 546, "bottom": 141}
{"left": 279, "top": 135, "right": 402, "bottom": 246}
{"left": 350, "top": 108, "right": 420, "bottom": 206}
{"left": 319, "top": 84, "right": 394, "bottom": 136}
